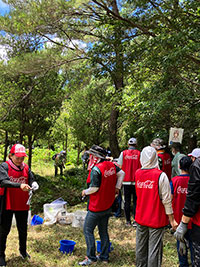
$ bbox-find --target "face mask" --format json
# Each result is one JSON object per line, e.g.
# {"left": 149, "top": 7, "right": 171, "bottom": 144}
{"left": 87, "top": 155, "right": 100, "bottom": 170}
{"left": 172, "top": 151, "right": 176, "bottom": 156}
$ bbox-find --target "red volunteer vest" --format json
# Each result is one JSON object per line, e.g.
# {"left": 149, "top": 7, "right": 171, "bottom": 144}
{"left": 88, "top": 161, "right": 117, "bottom": 212}
{"left": 6, "top": 161, "right": 29, "bottom": 211}
{"left": 86, "top": 170, "right": 91, "bottom": 184}
{"left": 122, "top": 149, "right": 141, "bottom": 183}
{"left": 172, "top": 175, "right": 192, "bottom": 229}
{"left": 135, "top": 168, "right": 169, "bottom": 228}
{"left": 158, "top": 152, "right": 172, "bottom": 180}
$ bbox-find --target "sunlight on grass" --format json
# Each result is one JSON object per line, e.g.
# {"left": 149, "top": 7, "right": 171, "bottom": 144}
{"left": 5, "top": 213, "right": 179, "bottom": 267}
{"left": 32, "top": 162, "right": 54, "bottom": 177}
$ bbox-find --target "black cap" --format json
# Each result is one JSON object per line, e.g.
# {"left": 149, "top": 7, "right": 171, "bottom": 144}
{"left": 179, "top": 156, "right": 193, "bottom": 172}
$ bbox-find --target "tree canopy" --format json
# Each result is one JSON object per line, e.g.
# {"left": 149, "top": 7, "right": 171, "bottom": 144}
{"left": 0, "top": 0, "right": 199, "bottom": 158}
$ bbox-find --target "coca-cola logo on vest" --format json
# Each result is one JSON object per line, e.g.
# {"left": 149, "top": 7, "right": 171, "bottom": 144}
{"left": 104, "top": 167, "right": 116, "bottom": 178}
{"left": 177, "top": 186, "right": 188, "bottom": 194}
{"left": 124, "top": 155, "right": 138, "bottom": 160}
{"left": 9, "top": 176, "right": 27, "bottom": 184}
{"left": 136, "top": 180, "right": 155, "bottom": 189}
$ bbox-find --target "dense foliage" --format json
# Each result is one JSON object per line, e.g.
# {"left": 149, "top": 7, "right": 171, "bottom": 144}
{"left": 0, "top": 0, "right": 199, "bottom": 157}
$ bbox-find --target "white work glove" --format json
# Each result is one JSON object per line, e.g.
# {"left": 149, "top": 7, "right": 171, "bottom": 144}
{"left": 31, "top": 181, "right": 39, "bottom": 191}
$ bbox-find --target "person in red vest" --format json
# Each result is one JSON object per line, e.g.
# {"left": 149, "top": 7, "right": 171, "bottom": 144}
{"left": 170, "top": 156, "right": 193, "bottom": 267}
{"left": 79, "top": 145, "right": 124, "bottom": 266}
{"left": 151, "top": 138, "right": 172, "bottom": 180}
{"left": 135, "top": 146, "right": 177, "bottom": 267}
{"left": 0, "top": 144, "right": 39, "bottom": 267}
{"left": 174, "top": 148, "right": 200, "bottom": 267}
{"left": 118, "top": 137, "right": 141, "bottom": 226}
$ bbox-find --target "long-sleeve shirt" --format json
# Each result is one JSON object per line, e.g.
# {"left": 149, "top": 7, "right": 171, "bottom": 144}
{"left": 0, "top": 162, "right": 34, "bottom": 188}
{"left": 183, "top": 158, "right": 200, "bottom": 217}
{"left": 158, "top": 172, "right": 173, "bottom": 215}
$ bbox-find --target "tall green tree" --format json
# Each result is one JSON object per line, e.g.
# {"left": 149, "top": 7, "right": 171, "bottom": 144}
{"left": 0, "top": 0, "right": 199, "bottom": 152}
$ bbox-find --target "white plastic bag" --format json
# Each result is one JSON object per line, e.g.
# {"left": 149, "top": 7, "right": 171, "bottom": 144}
{"left": 72, "top": 210, "right": 87, "bottom": 228}
{"left": 43, "top": 203, "right": 66, "bottom": 225}
{"left": 56, "top": 211, "right": 74, "bottom": 225}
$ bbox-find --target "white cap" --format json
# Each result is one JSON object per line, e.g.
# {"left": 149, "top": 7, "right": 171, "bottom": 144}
{"left": 188, "top": 148, "right": 200, "bottom": 158}
{"left": 128, "top": 138, "right": 137, "bottom": 145}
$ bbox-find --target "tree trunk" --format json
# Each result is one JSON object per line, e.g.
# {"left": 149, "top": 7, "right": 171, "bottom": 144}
{"left": 28, "top": 135, "right": 33, "bottom": 169}
{"left": 76, "top": 142, "right": 81, "bottom": 165}
{"left": 65, "top": 132, "right": 68, "bottom": 161}
{"left": 108, "top": 0, "right": 124, "bottom": 158}
{"left": 3, "top": 131, "right": 9, "bottom": 162}
{"left": 109, "top": 107, "right": 120, "bottom": 158}
{"left": 187, "top": 135, "right": 197, "bottom": 153}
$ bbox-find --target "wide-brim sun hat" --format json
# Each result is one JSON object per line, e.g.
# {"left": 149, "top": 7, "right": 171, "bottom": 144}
{"left": 151, "top": 138, "right": 166, "bottom": 149}
{"left": 86, "top": 145, "right": 107, "bottom": 159}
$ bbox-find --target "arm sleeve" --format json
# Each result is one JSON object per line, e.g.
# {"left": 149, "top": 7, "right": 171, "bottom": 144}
{"left": 28, "top": 169, "right": 35, "bottom": 186}
{"left": 84, "top": 187, "right": 99, "bottom": 195}
{"left": 84, "top": 167, "right": 101, "bottom": 195}
{"left": 183, "top": 160, "right": 200, "bottom": 217}
{"left": 116, "top": 170, "right": 125, "bottom": 189}
{"left": 117, "top": 152, "right": 123, "bottom": 167}
{"left": 0, "top": 163, "right": 21, "bottom": 188}
{"left": 158, "top": 156, "right": 163, "bottom": 170}
{"left": 90, "top": 167, "right": 101, "bottom": 188}
{"left": 159, "top": 172, "right": 173, "bottom": 214}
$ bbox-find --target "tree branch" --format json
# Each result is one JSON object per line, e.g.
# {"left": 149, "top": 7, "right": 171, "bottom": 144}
{"left": 91, "top": 0, "right": 156, "bottom": 37}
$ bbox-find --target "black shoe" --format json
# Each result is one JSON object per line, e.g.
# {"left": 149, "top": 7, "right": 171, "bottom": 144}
{"left": 20, "top": 251, "right": 31, "bottom": 260}
{"left": 0, "top": 256, "right": 6, "bottom": 266}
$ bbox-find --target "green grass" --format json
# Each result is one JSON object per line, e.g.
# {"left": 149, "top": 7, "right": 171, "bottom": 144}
{"left": 6, "top": 211, "right": 179, "bottom": 266}
{"left": 31, "top": 164, "right": 88, "bottom": 214}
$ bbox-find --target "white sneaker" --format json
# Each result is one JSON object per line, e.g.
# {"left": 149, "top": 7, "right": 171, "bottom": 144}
{"left": 78, "top": 257, "right": 96, "bottom": 266}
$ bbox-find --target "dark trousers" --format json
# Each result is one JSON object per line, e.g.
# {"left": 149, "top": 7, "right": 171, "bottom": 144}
{"left": 83, "top": 208, "right": 111, "bottom": 262}
{"left": 136, "top": 224, "right": 164, "bottom": 267}
{"left": 114, "top": 190, "right": 122, "bottom": 217}
{"left": 55, "top": 165, "right": 63, "bottom": 176}
{"left": 177, "top": 230, "right": 194, "bottom": 267}
{"left": 192, "top": 240, "right": 200, "bottom": 267}
{"left": 123, "top": 184, "right": 137, "bottom": 223}
{"left": 0, "top": 210, "right": 28, "bottom": 257}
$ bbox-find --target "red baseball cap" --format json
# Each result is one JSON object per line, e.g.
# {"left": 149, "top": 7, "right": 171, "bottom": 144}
{"left": 10, "top": 144, "right": 27, "bottom": 157}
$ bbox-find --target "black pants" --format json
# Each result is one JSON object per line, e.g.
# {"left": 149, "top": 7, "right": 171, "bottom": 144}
{"left": 0, "top": 210, "right": 28, "bottom": 257}
{"left": 123, "top": 184, "right": 137, "bottom": 223}
{"left": 55, "top": 165, "right": 63, "bottom": 176}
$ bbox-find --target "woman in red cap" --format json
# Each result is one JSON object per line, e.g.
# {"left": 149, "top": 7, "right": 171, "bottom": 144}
{"left": 0, "top": 144, "right": 39, "bottom": 267}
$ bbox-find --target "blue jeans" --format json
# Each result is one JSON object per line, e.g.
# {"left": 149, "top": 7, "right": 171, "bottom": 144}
{"left": 177, "top": 230, "right": 194, "bottom": 267}
{"left": 83, "top": 208, "right": 111, "bottom": 262}
{"left": 114, "top": 190, "right": 122, "bottom": 217}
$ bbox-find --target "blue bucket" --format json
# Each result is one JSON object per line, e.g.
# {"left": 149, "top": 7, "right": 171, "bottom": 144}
{"left": 96, "top": 241, "right": 113, "bottom": 253}
{"left": 59, "top": 240, "right": 76, "bottom": 254}
{"left": 31, "top": 215, "right": 43, "bottom": 226}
